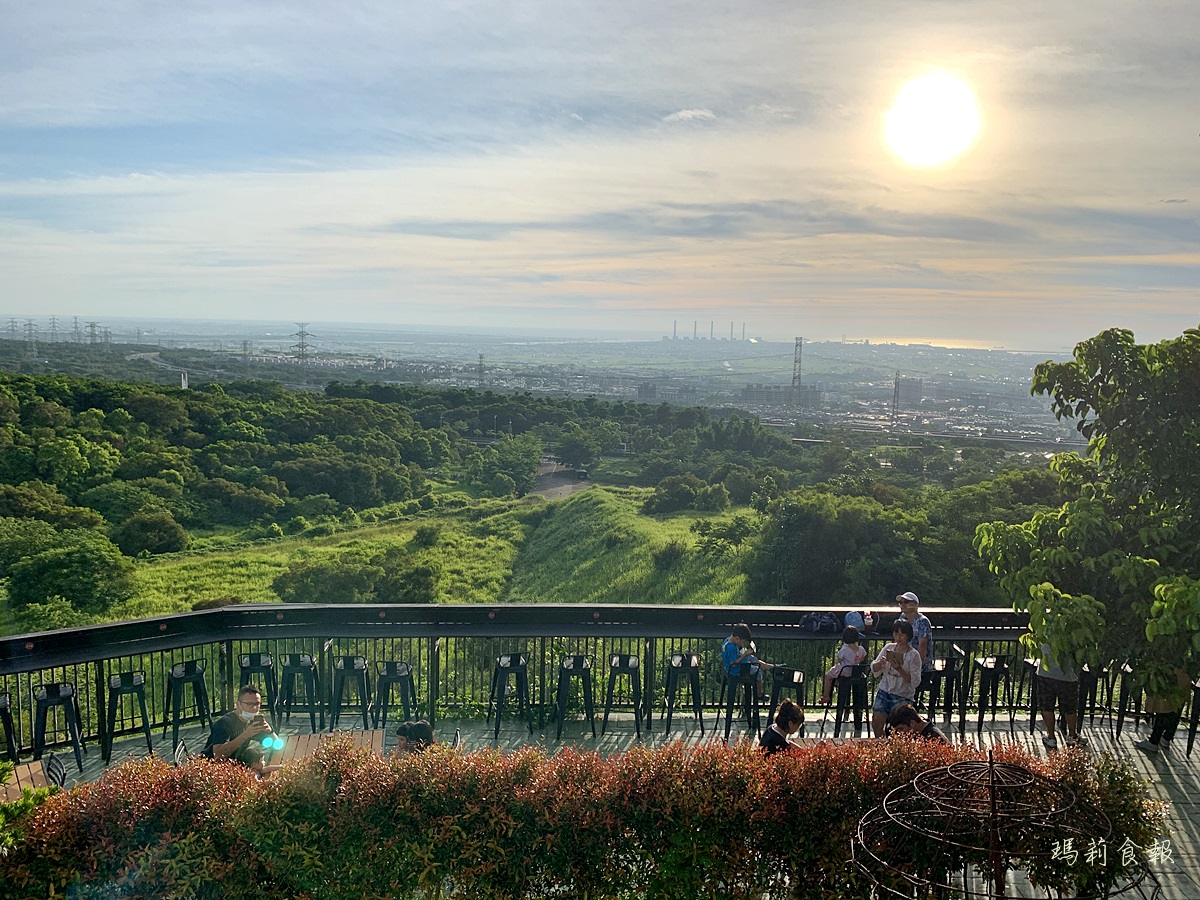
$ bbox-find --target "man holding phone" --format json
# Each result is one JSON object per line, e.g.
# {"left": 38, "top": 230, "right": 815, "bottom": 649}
{"left": 202, "top": 684, "right": 283, "bottom": 778}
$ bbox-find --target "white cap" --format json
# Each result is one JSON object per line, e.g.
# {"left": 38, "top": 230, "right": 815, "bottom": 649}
{"left": 897, "top": 591, "right": 919, "bottom": 605}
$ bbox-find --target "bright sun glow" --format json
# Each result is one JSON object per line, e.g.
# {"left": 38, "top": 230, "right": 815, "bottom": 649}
{"left": 884, "top": 72, "right": 982, "bottom": 168}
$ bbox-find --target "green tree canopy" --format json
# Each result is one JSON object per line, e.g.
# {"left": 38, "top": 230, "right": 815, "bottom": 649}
{"left": 976, "top": 326, "right": 1200, "bottom": 702}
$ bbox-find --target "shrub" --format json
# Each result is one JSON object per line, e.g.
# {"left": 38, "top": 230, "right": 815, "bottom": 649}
{"left": 652, "top": 539, "right": 688, "bottom": 570}
{"left": 0, "top": 741, "right": 1167, "bottom": 900}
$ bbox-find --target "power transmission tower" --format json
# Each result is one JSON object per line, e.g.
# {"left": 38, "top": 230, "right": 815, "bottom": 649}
{"left": 477, "top": 353, "right": 484, "bottom": 389}
{"left": 892, "top": 372, "right": 900, "bottom": 421}
{"left": 73, "top": 316, "right": 82, "bottom": 343}
{"left": 292, "top": 323, "right": 311, "bottom": 365}
{"left": 24, "top": 320, "right": 37, "bottom": 357}
{"left": 86, "top": 322, "right": 100, "bottom": 345}
{"left": 48, "top": 316, "right": 60, "bottom": 342}
{"left": 102, "top": 328, "right": 112, "bottom": 349}
{"left": 5, "top": 319, "right": 17, "bottom": 340}
{"left": 241, "top": 340, "right": 251, "bottom": 370}
{"left": 792, "top": 336, "right": 804, "bottom": 409}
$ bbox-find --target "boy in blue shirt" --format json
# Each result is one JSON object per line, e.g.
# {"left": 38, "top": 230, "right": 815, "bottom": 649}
{"left": 722, "top": 623, "right": 774, "bottom": 699}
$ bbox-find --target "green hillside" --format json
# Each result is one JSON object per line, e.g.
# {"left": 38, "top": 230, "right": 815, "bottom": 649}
{"left": 504, "top": 487, "right": 745, "bottom": 605}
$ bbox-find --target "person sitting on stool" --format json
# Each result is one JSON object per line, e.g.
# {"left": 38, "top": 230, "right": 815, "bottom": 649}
{"left": 722, "top": 623, "right": 774, "bottom": 700}
{"left": 202, "top": 684, "right": 283, "bottom": 779}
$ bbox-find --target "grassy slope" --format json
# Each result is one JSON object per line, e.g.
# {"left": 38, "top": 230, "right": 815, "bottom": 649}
{"left": 503, "top": 486, "right": 746, "bottom": 605}
{"left": 114, "top": 488, "right": 748, "bottom": 623}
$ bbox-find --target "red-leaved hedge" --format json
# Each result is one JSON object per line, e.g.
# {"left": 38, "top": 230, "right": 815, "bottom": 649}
{"left": 0, "top": 739, "right": 1167, "bottom": 900}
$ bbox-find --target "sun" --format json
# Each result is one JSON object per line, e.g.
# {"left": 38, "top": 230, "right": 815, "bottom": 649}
{"left": 884, "top": 72, "right": 982, "bottom": 168}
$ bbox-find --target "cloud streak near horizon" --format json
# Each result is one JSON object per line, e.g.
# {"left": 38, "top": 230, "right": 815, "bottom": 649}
{"left": 1, "top": 0, "right": 1197, "bottom": 349}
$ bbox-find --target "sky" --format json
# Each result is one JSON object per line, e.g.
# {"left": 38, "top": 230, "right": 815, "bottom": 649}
{"left": 1, "top": 1, "right": 1197, "bottom": 351}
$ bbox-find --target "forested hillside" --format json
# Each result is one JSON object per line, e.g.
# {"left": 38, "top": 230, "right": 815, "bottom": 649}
{"left": 0, "top": 372, "right": 1061, "bottom": 634}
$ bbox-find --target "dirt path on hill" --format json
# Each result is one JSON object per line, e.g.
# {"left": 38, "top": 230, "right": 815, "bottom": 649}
{"left": 532, "top": 462, "right": 594, "bottom": 500}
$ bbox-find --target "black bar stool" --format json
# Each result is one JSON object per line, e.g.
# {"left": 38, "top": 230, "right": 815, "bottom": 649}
{"left": 919, "top": 653, "right": 963, "bottom": 722}
{"left": 663, "top": 653, "right": 704, "bottom": 736}
{"left": 1114, "top": 662, "right": 1142, "bottom": 738}
{"left": 32, "top": 682, "right": 85, "bottom": 772}
{"left": 1021, "top": 658, "right": 1040, "bottom": 734}
{"left": 104, "top": 671, "right": 153, "bottom": 763}
{"left": 487, "top": 652, "right": 535, "bottom": 740}
{"left": 374, "top": 661, "right": 419, "bottom": 728}
{"left": 330, "top": 656, "right": 371, "bottom": 730}
{"left": 766, "top": 667, "right": 806, "bottom": 736}
{"left": 831, "top": 664, "right": 869, "bottom": 738}
{"left": 1079, "top": 663, "right": 1111, "bottom": 725}
{"left": 0, "top": 691, "right": 18, "bottom": 761}
{"left": 601, "top": 654, "right": 641, "bottom": 737}
{"left": 239, "top": 653, "right": 278, "bottom": 715}
{"left": 555, "top": 655, "right": 597, "bottom": 740}
{"left": 972, "top": 655, "right": 1015, "bottom": 735}
{"left": 164, "top": 660, "right": 212, "bottom": 753}
{"left": 280, "top": 653, "right": 322, "bottom": 733}
{"left": 721, "top": 668, "right": 762, "bottom": 741}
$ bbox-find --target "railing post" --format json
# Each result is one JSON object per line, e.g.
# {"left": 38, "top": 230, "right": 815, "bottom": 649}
{"left": 643, "top": 638, "right": 655, "bottom": 733}
{"left": 428, "top": 637, "right": 440, "bottom": 728}
{"left": 94, "top": 659, "right": 108, "bottom": 759}
{"left": 221, "top": 640, "right": 234, "bottom": 712}
{"left": 538, "top": 637, "right": 546, "bottom": 730}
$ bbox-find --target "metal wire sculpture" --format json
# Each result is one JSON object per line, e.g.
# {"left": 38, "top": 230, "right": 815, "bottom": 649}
{"left": 851, "top": 752, "right": 1161, "bottom": 899}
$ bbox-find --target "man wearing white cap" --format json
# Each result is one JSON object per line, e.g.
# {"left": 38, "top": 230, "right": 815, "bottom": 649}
{"left": 897, "top": 592, "right": 933, "bottom": 675}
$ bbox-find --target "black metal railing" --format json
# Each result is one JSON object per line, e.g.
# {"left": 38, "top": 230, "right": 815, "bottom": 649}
{"left": 0, "top": 604, "right": 1031, "bottom": 757}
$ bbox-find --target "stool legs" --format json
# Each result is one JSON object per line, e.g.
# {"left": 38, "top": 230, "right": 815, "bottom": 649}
{"left": 555, "top": 671, "right": 596, "bottom": 741}
{"left": 602, "top": 670, "right": 641, "bottom": 737}
{"left": 0, "top": 705, "right": 16, "bottom": 761}
{"left": 34, "top": 699, "right": 84, "bottom": 771}
{"left": 488, "top": 665, "right": 534, "bottom": 740}
{"left": 330, "top": 671, "right": 370, "bottom": 731}
{"left": 104, "top": 687, "right": 154, "bottom": 763}
{"left": 723, "top": 676, "right": 759, "bottom": 741}
{"left": 281, "top": 668, "right": 321, "bottom": 733}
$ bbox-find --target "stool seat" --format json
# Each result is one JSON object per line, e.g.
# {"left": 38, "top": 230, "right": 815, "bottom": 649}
{"left": 663, "top": 653, "right": 704, "bottom": 736}
{"left": 330, "top": 656, "right": 371, "bottom": 731}
{"left": 555, "top": 655, "right": 597, "bottom": 740}
{"left": 0, "top": 691, "right": 16, "bottom": 761}
{"left": 104, "top": 670, "right": 153, "bottom": 763}
{"left": 601, "top": 654, "right": 641, "bottom": 737}
{"left": 239, "top": 652, "right": 279, "bottom": 716}
{"left": 33, "top": 682, "right": 85, "bottom": 772}
{"left": 374, "top": 661, "right": 419, "bottom": 728}
{"left": 280, "top": 653, "right": 322, "bottom": 733}
{"left": 164, "top": 659, "right": 213, "bottom": 754}
{"left": 487, "top": 652, "right": 534, "bottom": 739}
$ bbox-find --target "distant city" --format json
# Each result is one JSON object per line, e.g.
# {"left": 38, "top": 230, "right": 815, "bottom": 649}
{"left": 2, "top": 314, "right": 1085, "bottom": 449}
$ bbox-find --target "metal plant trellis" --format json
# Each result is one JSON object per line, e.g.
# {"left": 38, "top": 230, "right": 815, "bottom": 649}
{"left": 851, "top": 752, "right": 1161, "bottom": 899}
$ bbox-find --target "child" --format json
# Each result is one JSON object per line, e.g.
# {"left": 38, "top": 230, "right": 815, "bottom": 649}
{"left": 870, "top": 619, "right": 922, "bottom": 737}
{"left": 722, "top": 623, "right": 774, "bottom": 699}
{"left": 821, "top": 625, "right": 868, "bottom": 705}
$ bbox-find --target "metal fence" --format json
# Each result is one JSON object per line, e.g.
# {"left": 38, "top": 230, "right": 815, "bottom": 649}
{"left": 0, "top": 604, "right": 1032, "bottom": 757}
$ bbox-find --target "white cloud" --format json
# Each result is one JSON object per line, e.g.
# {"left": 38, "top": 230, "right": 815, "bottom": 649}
{"left": 662, "top": 109, "right": 717, "bottom": 124}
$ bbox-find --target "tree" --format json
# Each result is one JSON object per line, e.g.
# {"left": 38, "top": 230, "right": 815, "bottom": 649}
{"left": 976, "top": 326, "right": 1200, "bottom": 703}
{"left": 113, "top": 509, "right": 190, "bottom": 556}
{"left": 6, "top": 531, "right": 136, "bottom": 614}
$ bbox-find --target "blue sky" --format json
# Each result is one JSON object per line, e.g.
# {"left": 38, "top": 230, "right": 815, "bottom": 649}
{"left": 1, "top": 1, "right": 1196, "bottom": 349}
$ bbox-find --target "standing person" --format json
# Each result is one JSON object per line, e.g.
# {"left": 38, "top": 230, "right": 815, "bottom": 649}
{"left": 821, "top": 626, "right": 868, "bottom": 705}
{"left": 1037, "top": 643, "right": 1083, "bottom": 750}
{"left": 886, "top": 702, "right": 949, "bottom": 743}
{"left": 759, "top": 699, "right": 804, "bottom": 754}
{"left": 1135, "top": 666, "right": 1191, "bottom": 754}
{"left": 202, "top": 684, "right": 283, "bottom": 779}
{"left": 897, "top": 592, "right": 933, "bottom": 674}
{"left": 870, "top": 620, "right": 923, "bottom": 737}
{"left": 722, "top": 623, "right": 774, "bottom": 700}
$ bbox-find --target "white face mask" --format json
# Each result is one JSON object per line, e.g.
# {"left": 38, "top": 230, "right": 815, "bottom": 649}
{"left": 238, "top": 710, "right": 256, "bottom": 722}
